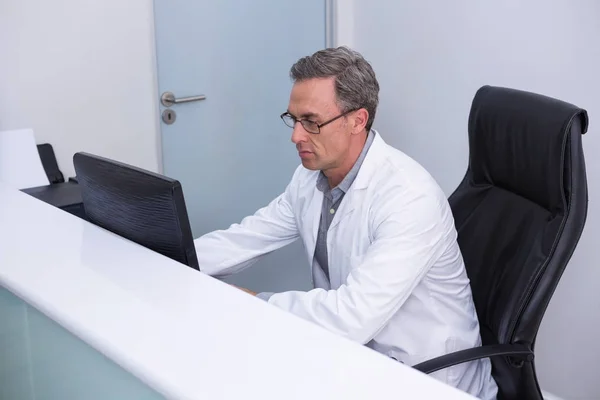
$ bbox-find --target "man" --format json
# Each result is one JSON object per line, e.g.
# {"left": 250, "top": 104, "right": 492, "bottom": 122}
{"left": 194, "top": 47, "right": 498, "bottom": 399}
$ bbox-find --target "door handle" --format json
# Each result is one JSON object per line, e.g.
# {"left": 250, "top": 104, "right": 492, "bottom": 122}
{"left": 161, "top": 91, "right": 206, "bottom": 107}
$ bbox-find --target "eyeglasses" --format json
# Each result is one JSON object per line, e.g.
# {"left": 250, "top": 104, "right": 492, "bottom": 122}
{"left": 280, "top": 108, "right": 357, "bottom": 134}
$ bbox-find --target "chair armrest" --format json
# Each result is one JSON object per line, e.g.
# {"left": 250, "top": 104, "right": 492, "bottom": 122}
{"left": 412, "top": 343, "right": 533, "bottom": 374}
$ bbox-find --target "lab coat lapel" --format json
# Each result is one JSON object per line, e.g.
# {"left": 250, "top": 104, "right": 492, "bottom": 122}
{"left": 301, "top": 183, "right": 323, "bottom": 262}
{"left": 328, "top": 132, "right": 386, "bottom": 231}
{"left": 328, "top": 191, "right": 357, "bottom": 231}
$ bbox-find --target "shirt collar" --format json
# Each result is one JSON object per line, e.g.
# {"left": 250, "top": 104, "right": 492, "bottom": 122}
{"left": 316, "top": 129, "right": 376, "bottom": 193}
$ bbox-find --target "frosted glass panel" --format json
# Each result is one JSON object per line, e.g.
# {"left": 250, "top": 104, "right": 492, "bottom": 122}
{"left": 0, "top": 286, "right": 165, "bottom": 400}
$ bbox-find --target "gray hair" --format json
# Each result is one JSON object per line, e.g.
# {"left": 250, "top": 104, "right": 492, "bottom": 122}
{"left": 289, "top": 46, "right": 380, "bottom": 132}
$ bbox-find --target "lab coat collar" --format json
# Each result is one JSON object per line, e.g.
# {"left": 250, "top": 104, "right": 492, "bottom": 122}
{"left": 302, "top": 130, "right": 389, "bottom": 257}
{"left": 326, "top": 130, "right": 387, "bottom": 232}
{"left": 351, "top": 129, "right": 387, "bottom": 190}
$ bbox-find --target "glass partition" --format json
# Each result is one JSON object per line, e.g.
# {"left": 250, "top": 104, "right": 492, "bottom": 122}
{"left": 0, "top": 286, "right": 165, "bottom": 400}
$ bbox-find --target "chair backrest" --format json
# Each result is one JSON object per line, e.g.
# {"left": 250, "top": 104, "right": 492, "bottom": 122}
{"left": 449, "top": 85, "right": 589, "bottom": 399}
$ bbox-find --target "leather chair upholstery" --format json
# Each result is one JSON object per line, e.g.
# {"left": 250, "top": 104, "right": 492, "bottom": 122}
{"left": 414, "top": 85, "right": 589, "bottom": 400}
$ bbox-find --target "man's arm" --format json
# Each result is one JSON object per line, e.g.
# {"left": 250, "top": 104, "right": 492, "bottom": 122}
{"left": 262, "top": 190, "right": 451, "bottom": 344}
{"left": 194, "top": 175, "right": 300, "bottom": 278}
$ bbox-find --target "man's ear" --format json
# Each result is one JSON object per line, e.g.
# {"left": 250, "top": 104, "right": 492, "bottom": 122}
{"left": 351, "top": 108, "right": 369, "bottom": 134}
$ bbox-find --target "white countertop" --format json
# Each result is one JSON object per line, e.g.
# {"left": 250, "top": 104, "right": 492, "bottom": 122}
{"left": 0, "top": 182, "right": 475, "bottom": 399}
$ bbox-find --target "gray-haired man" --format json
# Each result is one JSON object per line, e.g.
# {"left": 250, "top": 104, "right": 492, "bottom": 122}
{"left": 194, "top": 47, "right": 498, "bottom": 400}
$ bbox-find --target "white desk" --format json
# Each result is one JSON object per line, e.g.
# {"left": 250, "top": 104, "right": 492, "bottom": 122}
{"left": 0, "top": 182, "right": 475, "bottom": 399}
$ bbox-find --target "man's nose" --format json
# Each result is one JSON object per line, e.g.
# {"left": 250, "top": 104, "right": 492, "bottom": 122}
{"left": 291, "top": 122, "right": 308, "bottom": 144}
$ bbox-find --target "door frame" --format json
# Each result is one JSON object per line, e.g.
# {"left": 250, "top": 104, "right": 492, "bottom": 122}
{"left": 149, "top": 0, "right": 164, "bottom": 174}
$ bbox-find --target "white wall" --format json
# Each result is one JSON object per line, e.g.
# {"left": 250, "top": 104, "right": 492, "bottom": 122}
{"left": 0, "top": 0, "right": 160, "bottom": 179}
{"left": 346, "top": 1, "right": 600, "bottom": 399}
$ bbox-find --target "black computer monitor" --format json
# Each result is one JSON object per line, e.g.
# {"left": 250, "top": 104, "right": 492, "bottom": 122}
{"left": 73, "top": 152, "right": 199, "bottom": 270}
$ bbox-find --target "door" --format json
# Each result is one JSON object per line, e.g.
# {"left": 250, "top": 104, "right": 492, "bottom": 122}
{"left": 153, "top": 1, "right": 329, "bottom": 292}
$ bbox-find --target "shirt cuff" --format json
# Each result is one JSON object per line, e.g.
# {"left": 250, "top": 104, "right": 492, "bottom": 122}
{"left": 256, "top": 292, "right": 275, "bottom": 301}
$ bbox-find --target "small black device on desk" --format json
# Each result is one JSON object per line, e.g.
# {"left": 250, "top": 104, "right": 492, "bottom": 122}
{"left": 21, "top": 181, "right": 86, "bottom": 220}
{"left": 20, "top": 143, "right": 86, "bottom": 220}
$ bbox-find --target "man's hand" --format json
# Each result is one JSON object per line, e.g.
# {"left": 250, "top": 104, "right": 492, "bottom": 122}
{"left": 230, "top": 284, "right": 257, "bottom": 296}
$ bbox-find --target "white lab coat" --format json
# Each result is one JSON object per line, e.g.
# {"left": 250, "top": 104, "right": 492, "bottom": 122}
{"left": 194, "top": 131, "right": 498, "bottom": 400}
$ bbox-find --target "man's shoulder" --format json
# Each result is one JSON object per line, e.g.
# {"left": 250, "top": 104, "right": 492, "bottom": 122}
{"left": 368, "top": 138, "right": 454, "bottom": 230}
{"left": 373, "top": 141, "right": 446, "bottom": 200}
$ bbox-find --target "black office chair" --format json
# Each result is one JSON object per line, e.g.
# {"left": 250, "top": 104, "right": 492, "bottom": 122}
{"left": 413, "top": 85, "right": 589, "bottom": 400}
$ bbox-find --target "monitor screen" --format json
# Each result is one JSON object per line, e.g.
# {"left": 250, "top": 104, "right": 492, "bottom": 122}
{"left": 73, "top": 152, "right": 199, "bottom": 270}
